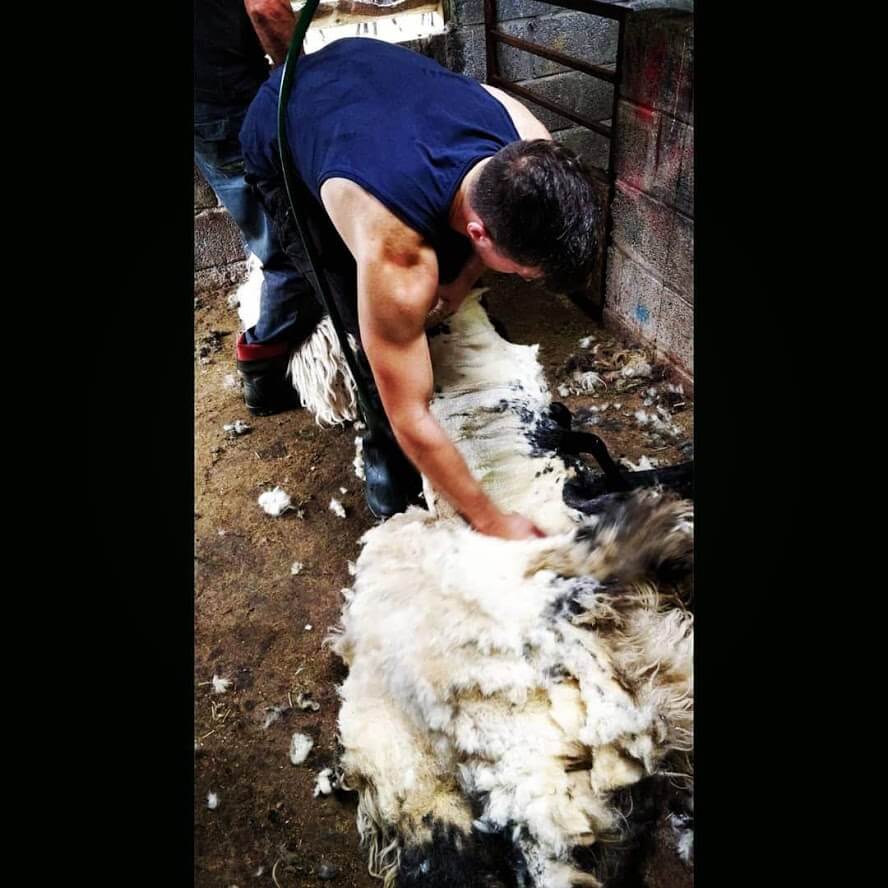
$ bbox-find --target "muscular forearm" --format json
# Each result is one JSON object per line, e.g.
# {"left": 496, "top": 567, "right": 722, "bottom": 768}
{"left": 389, "top": 407, "right": 502, "bottom": 531}
{"left": 244, "top": 0, "right": 296, "bottom": 64}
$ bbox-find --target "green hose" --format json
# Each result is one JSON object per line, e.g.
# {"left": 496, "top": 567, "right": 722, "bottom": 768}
{"left": 277, "top": 1, "right": 320, "bottom": 146}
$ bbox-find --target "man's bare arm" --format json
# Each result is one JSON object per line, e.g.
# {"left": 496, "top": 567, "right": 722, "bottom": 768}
{"left": 244, "top": 0, "right": 296, "bottom": 65}
{"left": 480, "top": 84, "right": 553, "bottom": 141}
{"left": 358, "top": 253, "right": 544, "bottom": 540}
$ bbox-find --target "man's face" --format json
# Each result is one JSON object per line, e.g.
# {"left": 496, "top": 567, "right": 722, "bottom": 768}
{"left": 467, "top": 222, "right": 543, "bottom": 282}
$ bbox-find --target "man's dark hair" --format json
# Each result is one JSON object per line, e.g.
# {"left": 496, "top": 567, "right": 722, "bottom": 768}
{"left": 470, "top": 139, "right": 601, "bottom": 293}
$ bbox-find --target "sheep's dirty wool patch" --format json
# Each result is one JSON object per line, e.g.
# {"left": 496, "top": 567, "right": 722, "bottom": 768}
{"left": 329, "top": 293, "right": 694, "bottom": 888}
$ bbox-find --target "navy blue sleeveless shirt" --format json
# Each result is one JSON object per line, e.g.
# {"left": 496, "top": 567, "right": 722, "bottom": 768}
{"left": 240, "top": 38, "right": 520, "bottom": 282}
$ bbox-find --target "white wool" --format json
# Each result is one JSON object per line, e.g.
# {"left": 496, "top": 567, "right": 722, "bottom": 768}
{"left": 578, "top": 335, "right": 595, "bottom": 349}
{"left": 620, "top": 455, "right": 659, "bottom": 472}
{"left": 621, "top": 354, "right": 653, "bottom": 379}
{"left": 635, "top": 408, "right": 682, "bottom": 440}
{"left": 290, "top": 561, "right": 304, "bottom": 576}
{"left": 340, "top": 486, "right": 348, "bottom": 495}
{"left": 258, "top": 487, "right": 292, "bottom": 517}
{"left": 241, "top": 280, "right": 360, "bottom": 425}
{"left": 576, "top": 371, "right": 606, "bottom": 391}
{"left": 289, "top": 733, "right": 314, "bottom": 765}
{"left": 235, "top": 253, "right": 263, "bottom": 327}
{"left": 223, "top": 419, "right": 251, "bottom": 437}
{"left": 353, "top": 436, "right": 365, "bottom": 481}
{"left": 677, "top": 829, "right": 694, "bottom": 862}
{"left": 313, "top": 768, "right": 335, "bottom": 797}
{"left": 295, "top": 693, "right": 320, "bottom": 712}
{"left": 336, "top": 500, "right": 692, "bottom": 883}
{"left": 207, "top": 792, "right": 220, "bottom": 810}
{"left": 347, "top": 560, "right": 358, "bottom": 576}
{"left": 669, "top": 811, "right": 694, "bottom": 863}
{"left": 560, "top": 370, "right": 606, "bottom": 397}
{"left": 287, "top": 317, "right": 358, "bottom": 426}
{"left": 305, "top": 624, "right": 313, "bottom": 631}
{"left": 262, "top": 705, "right": 287, "bottom": 730}
{"left": 329, "top": 498, "right": 347, "bottom": 519}
{"left": 211, "top": 674, "right": 232, "bottom": 694}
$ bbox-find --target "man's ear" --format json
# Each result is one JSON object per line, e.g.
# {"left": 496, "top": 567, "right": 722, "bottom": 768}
{"left": 466, "top": 220, "right": 489, "bottom": 247}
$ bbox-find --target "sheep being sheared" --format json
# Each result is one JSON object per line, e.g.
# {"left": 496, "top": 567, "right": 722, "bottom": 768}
{"left": 327, "top": 291, "right": 693, "bottom": 887}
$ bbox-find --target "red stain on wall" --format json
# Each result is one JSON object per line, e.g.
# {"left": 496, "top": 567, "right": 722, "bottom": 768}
{"left": 643, "top": 39, "right": 666, "bottom": 91}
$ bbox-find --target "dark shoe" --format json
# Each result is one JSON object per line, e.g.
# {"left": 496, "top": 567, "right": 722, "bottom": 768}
{"left": 236, "top": 334, "right": 301, "bottom": 417}
{"left": 361, "top": 432, "right": 424, "bottom": 519}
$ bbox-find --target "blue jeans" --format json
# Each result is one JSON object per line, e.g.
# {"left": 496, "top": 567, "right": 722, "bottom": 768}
{"left": 194, "top": 99, "right": 318, "bottom": 346}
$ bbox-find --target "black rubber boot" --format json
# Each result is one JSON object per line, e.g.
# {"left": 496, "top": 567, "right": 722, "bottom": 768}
{"left": 361, "top": 429, "right": 424, "bottom": 519}
{"left": 236, "top": 334, "right": 301, "bottom": 417}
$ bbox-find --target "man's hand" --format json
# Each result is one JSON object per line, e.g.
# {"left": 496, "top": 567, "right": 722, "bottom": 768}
{"left": 473, "top": 511, "right": 546, "bottom": 540}
{"left": 424, "top": 297, "right": 456, "bottom": 330}
{"left": 244, "top": 0, "right": 297, "bottom": 65}
{"left": 433, "top": 253, "right": 486, "bottom": 318}
{"left": 435, "top": 278, "right": 470, "bottom": 315}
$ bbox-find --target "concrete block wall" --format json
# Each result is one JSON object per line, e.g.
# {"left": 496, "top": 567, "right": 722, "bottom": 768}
{"left": 193, "top": 166, "right": 249, "bottom": 294}
{"left": 444, "top": 0, "right": 622, "bottom": 306}
{"left": 605, "top": 7, "right": 694, "bottom": 380}
{"left": 446, "top": 0, "right": 616, "bottom": 171}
